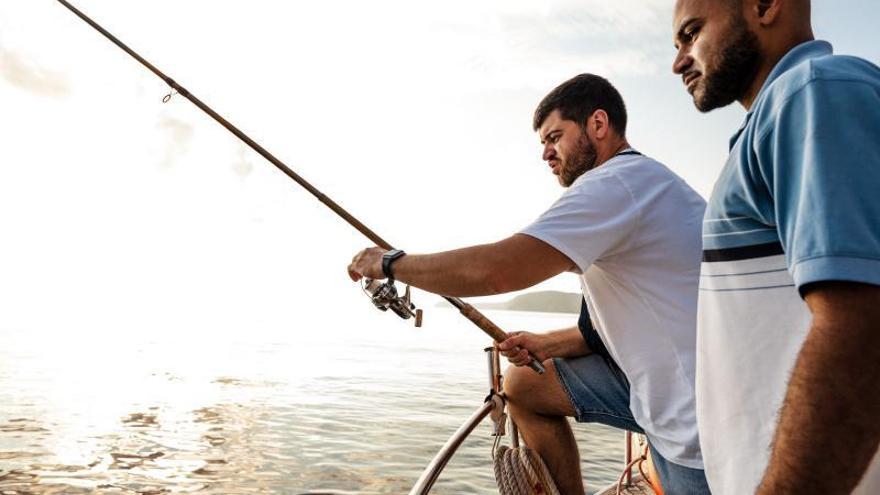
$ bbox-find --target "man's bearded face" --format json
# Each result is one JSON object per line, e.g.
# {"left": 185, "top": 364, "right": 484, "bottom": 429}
{"left": 696, "top": 19, "right": 761, "bottom": 111}
{"left": 559, "top": 129, "right": 598, "bottom": 187}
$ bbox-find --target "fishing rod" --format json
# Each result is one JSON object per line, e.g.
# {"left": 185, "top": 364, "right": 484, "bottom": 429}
{"left": 56, "top": 0, "right": 545, "bottom": 374}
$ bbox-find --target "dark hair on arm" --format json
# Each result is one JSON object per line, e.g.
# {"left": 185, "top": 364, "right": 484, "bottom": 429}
{"left": 533, "top": 74, "right": 628, "bottom": 136}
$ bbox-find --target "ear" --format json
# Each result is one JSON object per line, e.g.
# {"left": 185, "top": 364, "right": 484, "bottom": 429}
{"left": 753, "top": 0, "right": 782, "bottom": 26}
{"left": 589, "top": 110, "right": 611, "bottom": 140}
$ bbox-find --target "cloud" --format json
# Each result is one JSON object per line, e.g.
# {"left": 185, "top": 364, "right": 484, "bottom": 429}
{"left": 420, "top": 0, "right": 675, "bottom": 89}
{"left": 156, "top": 116, "right": 193, "bottom": 167}
{"left": 0, "top": 47, "right": 70, "bottom": 98}
{"left": 497, "top": 0, "right": 672, "bottom": 38}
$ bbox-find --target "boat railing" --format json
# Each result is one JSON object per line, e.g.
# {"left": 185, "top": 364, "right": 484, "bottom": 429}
{"left": 408, "top": 345, "right": 654, "bottom": 495}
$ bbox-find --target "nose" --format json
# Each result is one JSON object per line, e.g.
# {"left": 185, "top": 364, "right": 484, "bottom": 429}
{"left": 672, "top": 46, "right": 692, "bottom": 75}
{"left": 542, "top": 143, "right": 555, "bottom": 162}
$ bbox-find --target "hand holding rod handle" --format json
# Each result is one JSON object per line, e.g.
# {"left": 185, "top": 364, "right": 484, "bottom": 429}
{"left": 55, "top": 0, "right": 544, "bottom": 375}
{"left": 457, "top": 302, "right": 546, "bottom": 374}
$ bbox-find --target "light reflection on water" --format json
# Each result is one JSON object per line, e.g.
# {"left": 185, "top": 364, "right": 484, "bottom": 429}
{"left": 1, "top": 309, "right": 625, "bottom": 494}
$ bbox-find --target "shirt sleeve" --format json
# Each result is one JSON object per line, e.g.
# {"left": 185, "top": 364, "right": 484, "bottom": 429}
{"left": 518, "top": 171, "right": 639, "bottom": 273}
{"left": 756, "top": 78, "right": 880, "bottom": 290}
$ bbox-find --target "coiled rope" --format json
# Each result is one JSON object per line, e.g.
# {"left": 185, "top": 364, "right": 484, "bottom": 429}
{"left": 493, "top": 444, "right": 561, "bottom": 495}
{"left": 492, "top": 433, "right": 661, "bottom": 495}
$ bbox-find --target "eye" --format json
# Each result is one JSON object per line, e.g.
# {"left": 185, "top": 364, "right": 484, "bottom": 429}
{"left": 676, "top": 23, "right": 701, "bottom": 49}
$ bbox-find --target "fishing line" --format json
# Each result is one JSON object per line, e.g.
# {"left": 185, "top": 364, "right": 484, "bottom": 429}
{"left": 56, "top": 0, "right": 545, "bottom": 374}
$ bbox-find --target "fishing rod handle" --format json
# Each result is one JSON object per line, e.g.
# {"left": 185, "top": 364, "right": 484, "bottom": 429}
{"left": 459, "top": 304, "right": 546, "bottom": 375}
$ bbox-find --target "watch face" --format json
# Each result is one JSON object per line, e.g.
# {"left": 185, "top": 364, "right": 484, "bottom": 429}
{"left": 384, "top": 249, "right": 403, "bottom": 260}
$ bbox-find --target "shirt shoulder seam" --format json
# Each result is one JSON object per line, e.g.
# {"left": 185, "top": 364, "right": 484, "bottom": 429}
{"left": 607, "top": 167, "right": 643, "bottom": 252}
{"left": 755, "top": 77, "right": 878, "bottom": 144}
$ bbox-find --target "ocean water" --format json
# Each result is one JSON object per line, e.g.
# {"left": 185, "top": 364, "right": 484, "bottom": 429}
{"left": 0, "top": 308, "right": 627, "bottom": 494}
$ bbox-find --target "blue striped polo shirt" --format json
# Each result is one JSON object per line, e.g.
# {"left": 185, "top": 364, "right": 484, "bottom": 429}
{"left": 695, "top": 40, "right": 880, "bottom": 495}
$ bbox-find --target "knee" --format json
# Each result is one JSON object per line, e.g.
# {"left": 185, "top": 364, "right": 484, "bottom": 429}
{"left": 503, "top": 362, "right": 548, "bottom": 407}
{"left": 503, "top": 361, "right": 575, "bottom": 419}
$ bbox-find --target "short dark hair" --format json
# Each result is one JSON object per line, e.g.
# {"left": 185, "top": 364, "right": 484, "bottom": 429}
{"left": 533, "top": 74, "right": 628, "bottom": 136}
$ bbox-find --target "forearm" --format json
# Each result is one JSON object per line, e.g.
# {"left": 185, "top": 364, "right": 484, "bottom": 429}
{"left": 758, "top": 303, "right": 880, "bottom": 493}
{"left": 499, "top": 326, "right": 591, "bottom": 365}
{"left": 348, "top": 234, "right": 573, "bottom": 297}
{"left": 390, "top": 244, "right": 506, "bottom": 297}
{"left": 541, "top": 327, "right": 591, "bottom": 359}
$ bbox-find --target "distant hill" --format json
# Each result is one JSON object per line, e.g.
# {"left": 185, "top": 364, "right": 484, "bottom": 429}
{"left": 474, "top": 290, "right": 582, "bottom": 314}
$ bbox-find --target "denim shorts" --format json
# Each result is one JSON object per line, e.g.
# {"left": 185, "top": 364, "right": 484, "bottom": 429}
{"left": 554, "top": 354, "right": 711, "bottom": 494}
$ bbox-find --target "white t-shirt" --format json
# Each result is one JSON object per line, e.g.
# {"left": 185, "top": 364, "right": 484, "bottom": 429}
{"left": 520, "top": 151, "right": 707, "bottom": 468}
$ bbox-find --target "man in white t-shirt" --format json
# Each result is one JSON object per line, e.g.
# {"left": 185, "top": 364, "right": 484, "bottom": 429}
{"left": 347, "top": 74, "right": 708, "bottom": 494}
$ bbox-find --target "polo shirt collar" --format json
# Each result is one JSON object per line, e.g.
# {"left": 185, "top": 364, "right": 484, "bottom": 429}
{"left": 754, "top": 40, "right": 833, "bottom": 106}
{"left": 729, "top": 40, "right": 834, "bottom": 149}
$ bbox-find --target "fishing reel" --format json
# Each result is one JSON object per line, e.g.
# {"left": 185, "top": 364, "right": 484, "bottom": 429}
{"left": 362, "top": 278, "right": 423, "bottom": 327}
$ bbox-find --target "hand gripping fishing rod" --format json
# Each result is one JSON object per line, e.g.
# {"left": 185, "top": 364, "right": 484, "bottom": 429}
{"left": 57, "top": 0, "right": 545, "bottom": 374}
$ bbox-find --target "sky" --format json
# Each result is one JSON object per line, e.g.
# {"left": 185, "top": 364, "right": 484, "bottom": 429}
{"left": 1, "top": 0, "right": 879, "bottom": 341}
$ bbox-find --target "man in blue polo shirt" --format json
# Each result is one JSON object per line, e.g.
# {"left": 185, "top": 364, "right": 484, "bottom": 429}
{"left": 672, "top": 0, "right": 880, "bottom": 493}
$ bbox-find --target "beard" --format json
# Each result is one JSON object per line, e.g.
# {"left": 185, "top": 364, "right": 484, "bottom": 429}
{"left": 559, "top": 131, "right": 598, "bottom": 187}
{"left": 694, "top": 18, "right": 762, "bottom": 112}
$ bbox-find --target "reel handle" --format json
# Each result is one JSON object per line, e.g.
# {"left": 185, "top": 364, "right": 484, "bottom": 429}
{"left": 459, "top": 303, "right": 546, "bottom": 375}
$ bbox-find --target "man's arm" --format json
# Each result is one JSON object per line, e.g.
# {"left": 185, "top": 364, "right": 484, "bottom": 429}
{"left": 347, "top": 233, "right": 575, "bottom": 297}
{"left": 498, "top": 327, "right": 590, "bottom": 366}
{"left": 757, "top": 282, "right": 880, "bottom": 494}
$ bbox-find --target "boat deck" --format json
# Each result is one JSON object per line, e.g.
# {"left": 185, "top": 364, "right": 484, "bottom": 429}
{"left": 595, "top": 474, "right": 656, "bottom": 495}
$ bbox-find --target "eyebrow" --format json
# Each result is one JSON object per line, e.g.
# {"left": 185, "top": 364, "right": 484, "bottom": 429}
{"left": 540, "top": 129, "right": 561, "bottom": 144}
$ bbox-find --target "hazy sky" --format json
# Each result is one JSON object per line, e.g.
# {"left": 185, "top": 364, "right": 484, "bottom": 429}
{"left": 1, "top": 1, "right": 878, "bottom": 340}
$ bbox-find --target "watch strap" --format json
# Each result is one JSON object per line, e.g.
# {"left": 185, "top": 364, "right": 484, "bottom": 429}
{"left": 382, "top": 249, "right": 406, "bottom": 280}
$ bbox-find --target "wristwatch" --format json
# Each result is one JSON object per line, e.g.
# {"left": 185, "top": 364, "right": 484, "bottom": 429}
{"left": 382, "top": 249, "right": 407, "bottom": 280}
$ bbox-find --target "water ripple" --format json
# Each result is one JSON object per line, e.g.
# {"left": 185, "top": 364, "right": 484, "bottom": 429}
{"left": 1, "top": 312, "right": 628, "bottom": 494}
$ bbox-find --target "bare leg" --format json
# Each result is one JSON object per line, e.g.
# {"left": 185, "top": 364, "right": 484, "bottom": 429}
{"left": 504, "top": 360, "right": 584, "bottom": 495}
